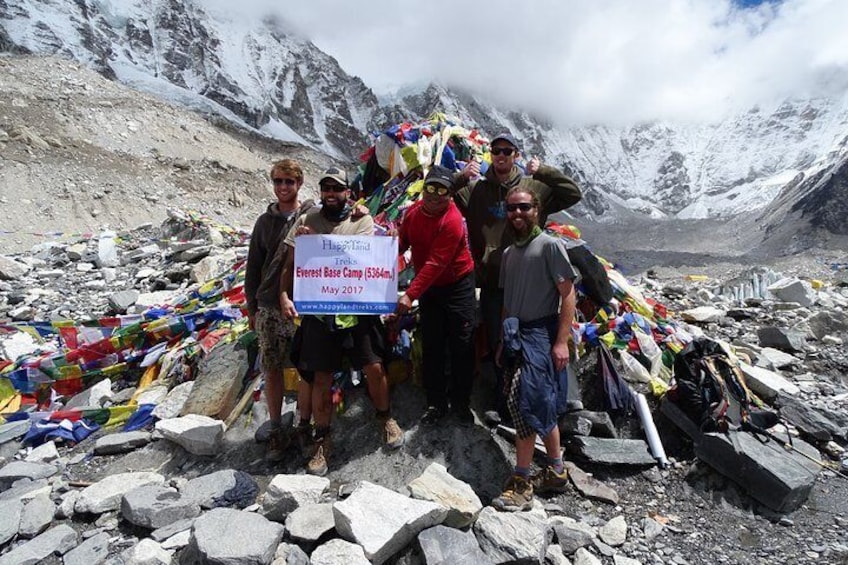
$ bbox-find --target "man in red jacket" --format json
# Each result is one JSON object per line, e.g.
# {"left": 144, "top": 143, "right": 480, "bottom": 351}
{"left": 397, "top": 166, "right": 476, "bottom": 424}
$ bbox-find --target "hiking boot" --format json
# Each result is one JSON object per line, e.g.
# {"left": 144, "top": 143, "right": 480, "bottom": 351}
{"left": 420, "top": 406, "right": 446, "bottom": 426}
{"left": 492, "top": 475, "right": 534, "bottom": 512}
{"left": 294, "top": 423, "right": 313, "bottom": 459}
{"left": 307, "top": 436, "right": 331, "bottom": 476}
{"left": 530, "top": 466, "right": 569, "bottom": 495}
{"left": 265, "top": 428, "right": 290, "bottom": 463}
{"left": 382, "top": 418, "right": 404, "bottom": 449}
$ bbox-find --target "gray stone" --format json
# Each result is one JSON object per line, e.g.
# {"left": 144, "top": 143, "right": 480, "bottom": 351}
{"left": 573, "top": 547, "right": 602, "bottom": 565}
{"left": 64, "top": 378, "right": 112, "bottom": 409}
{"left": 408, "top": 462, "right": 483, "bottom": 528}
{"left": 565, "top": 411, "right": 618, "bottom": 438}
{"left": 56, "top": 490, "right": 80, "bottom": 519}
{"left": 0, "top": 460, "right": 58, "bottom": 489}
{"left": 0, "top": 497, "right": 22, "bottom": 545}
{"left": 183, "top": 468, "right": 258, "bottom": 509}
{"left": 564, "top": 461, "right": 619, "bottom": 504}
{"left": 559, "top": 415, "right": 593, "bottom": 437}
{"left": 75, "top": 471, "right": 165, "bottom": 514}
{"left": 474, "top": 505, "right": 550, "bottom": 564}
{"left": 150, "top": 517, "right": 195, "bottom": 542}
{"left": 553, "top": 519, "right": 595, "bottom": 555}
{"left": 0, "top": 524, "right": 77, "bottom": 565}
{"left": 641, "top": 517, "right": 664, "bottom": 541}
{"left": 757, "top": 326, "right": 806, "bottom": 352}
{"left": 108, "top": 289, "right": 140, "bottom": 313}
{"left": 62, "top": 531, "right": 111, "bottom": 565}
{"left": 285, "top": 503, "right": 335, "bottom": 544}
{"left": 180, "top": 341, "right": 248, "bottom": 419}
{"left": 757, "top": 347, "right": 800, "bottom": 370}
{"left": 0, "top": 419, "right": 31, "bottom": 445}
{"left": 568, "top": 437, "right": 656, "bottom": 466}
{"left": 261, "top": 474, "right": 329, "bottom": 521}
{"left": 738, "top": 362, "right": 800, "bottom": 401}
{"left": 186, "top": 507, "right": 284, "bottom": 565}
{"left": 613, "top": 555, "right": 643, "bottom": 565}
{"left": 18, "top": 493, "right": 54, "bottom": 537}
{"left": 151, "top": 381, "right": 194, "bottom": 420}
{"left": 9, "top": 305, "right": 35, "bottom": 321}
{"left": 777, "top": 392, "right": 848, "bottom": 442}
{"left": 598, "top": 515, "right": 627, "bottom": 547}
{"left": 155, "top": 414, "right": 225, "bottom": 456}
{"left": 310, "top": 539, "right": 370, "bottom": 565}
{"left": 681, "top": 306, "right": 726, "bottom": 323}
{"left": 175, "top": 245, "right": 211, "bottom": 263}
{"left": 161, "top": 529, "right": 191, "bottom": 550}
{"left": 24, "top": 441, "right": 60, "bottom": 464}
{"left": 807, "top": 311, "right": 848, "bottom": 340}
{"left": 417, "top": 524, "right": 494, "bottom": 565}
{"left": 0, "top": 255, "right": 30, "bottom": 280}
{"left": 334, "top": 481, "right": 448, "bottom": 565}
{"left": 94, "top": 431, "right": 152, "bottom": 455}
{"left": 546, "top": 544, "right": 571, "bottom": 565}
{"left": 136, "top": 384, "right": 169, "bottom": 405}
{"left": 767, "top": 278, "right": 815, "bottom": 307}
{"left": 273, "top": 542, "right": 309, "bottom": 565}
{"left": 122, "top": 538, "right": 172, "bottom": 565}
{"left": 0, "top": 478, "right": 51, "bottom": 504}
{"left": 121, "top": 484, "right": 202, "bottom": 529}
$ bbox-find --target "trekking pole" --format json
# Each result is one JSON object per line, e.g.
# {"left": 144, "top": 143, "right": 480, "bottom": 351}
{"left": 743, "top": 423, "right": 848, "bottom": 481}
{"left": 633, "top": 390, "right": 670, "bottom": 469}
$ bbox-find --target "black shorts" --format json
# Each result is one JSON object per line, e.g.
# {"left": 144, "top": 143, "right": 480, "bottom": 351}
{"left": 295, "top": 315, "right": 385, "bottom": 380}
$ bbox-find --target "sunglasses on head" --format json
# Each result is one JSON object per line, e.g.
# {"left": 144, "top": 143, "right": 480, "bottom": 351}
{"left": 423, "top": 184, "right": 450, "bottom": 196}
{"left": 320, "top": 183, "right": 347, "bottom": 193}
{"left": 506, "top": 202, "right": 535, "bottom": 212}
{"left": 490, "top": 147, "right": 515, "bottom": 156}
{"left": 272, "top": 177, "right": 297, "bottom": 186}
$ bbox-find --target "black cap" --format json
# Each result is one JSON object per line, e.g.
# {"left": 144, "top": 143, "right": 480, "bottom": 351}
{"left": 424, "top": 165, "right": 455, "bottom": 190}
{"left": 490, "top": 132, "right": 521, "bottom": 151}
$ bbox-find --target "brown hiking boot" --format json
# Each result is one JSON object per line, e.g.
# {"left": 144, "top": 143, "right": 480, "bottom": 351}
{"left": 530, "top": 466, "right": 569, "bottom": 495}
{"left": 492, "top": 475, "right": 534, "bottom": 512}
{"left": 307, "top": 435, "right": 330, "bottom": 476}
{"left": 265, "top": 428, "right": 290, "bottom": 463}
{"left": 294, "top": 423, "right": 313, "bottom": 459}
{"left": 382, "top": 417, "right": 404, "bottom": 449}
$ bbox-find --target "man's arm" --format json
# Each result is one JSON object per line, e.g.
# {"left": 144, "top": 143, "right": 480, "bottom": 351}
{"left": 552, "top": 279, "right": 575, "bottom": 372}
{"left": 533, "top": 164, "right": 582, "bottom": 213}
{"left": 244, "top": 220, "right": 264, "bottom": 327}
{"left": 278, "top": 244, "right": 297, "bottom": 319}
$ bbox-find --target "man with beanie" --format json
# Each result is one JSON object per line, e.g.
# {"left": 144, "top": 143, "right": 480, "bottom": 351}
{"left": 396, "top": 166, "right": 476, "bottom": 424}
{"left": 279, "top": 167, "right": 404, "bottom": 476}
{"left": 244, "top": 158, "right": 315, "bottom": 462}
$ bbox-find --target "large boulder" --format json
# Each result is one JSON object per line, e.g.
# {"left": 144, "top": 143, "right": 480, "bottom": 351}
{"left": 407, "top": 463, "right": 483, "bottom": 528}
{"left": 155, "top": 414, "right": 225, "bottom": 456}
{"left": 185, "top": 507, "right": 284, "bottom": 565}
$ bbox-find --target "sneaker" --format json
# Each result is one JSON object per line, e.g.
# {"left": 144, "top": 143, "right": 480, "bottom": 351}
{"left": 265, "top": 428, "right": 290, "bottom": 463}
{"left": 492, "top": 475, "right": 534, "bottom": 512}
{"left": 382, "top": 417, "right": 404, "bottom": 449}
{"left": 307, "top": 436, "right": 330, "bottom": 476}
{"left": 420, "top": 406, "right": 446, "bottom": 426}
{"left": 530, "top": 466, "right": 569, "bottom": 495}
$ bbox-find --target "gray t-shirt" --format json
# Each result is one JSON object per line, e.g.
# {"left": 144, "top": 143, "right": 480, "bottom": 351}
{"left": 500, "top": 232, "right": 576, "bottom": 322}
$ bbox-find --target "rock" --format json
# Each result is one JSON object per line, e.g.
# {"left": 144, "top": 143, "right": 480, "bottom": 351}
{"left": 134, "top": 290, "right": 177, "bottom": 310}
{"left": 474, "top": 505, "right": 550, "bottom": 564}
{"left": 564, "top": 411, "right": 618, "bottom": 438}
{"left": 417, "top": 524, "right": 494, "bottom": 565}
{"left": 62, "top": 531, "right": 111, "bottom": 565}
{"left": 559, "top": 414, "right": 593, "bottom": 436}
{"left": 75, "top": 472, "right": 165, "bottom": 514}
{"left": 64, "top": 377, "right": 112, "bottom": 409}
{"left": 94, "top": 431, "right": 152, "bottom": 455}
{"left": 0, "top": 524, "right": 77, "bottom": 565}
{"left": 186, "top": 507, "right": 284, "bottom": 565}
{"left": 183, "top": 468, "right": 258, "bottom": 510}
{"left": 641, "top": 517, "right": 664, "bottom": 541}
{"left": 24, "top": 441, "right": 60, "bottom": 464}
{"left": 408, "top": 462, "right": 483, "bottom": 528}
{"left": 757, "top": 326, "right": 806, "bottom": 352}
{"left": 151, "top": 381, "right": 194, "bottom": 420}
{"left": 261, "top": 474, "right": 329, "bottom": 521}
{"left": 546, "top": 544, "right": 571, "bottom": 565}
{"left": 767, "top": 278, "right": 815, "bottom": 307}
{"left": 9, "top": 305, "right": 35, "bottom": 321}
{"left": 334, "top": 481, "right": 448, "bottom": 565}
{"left": 136, "top": 384, "right": 169, "bottom": 405}
{"left": 108, "top": 289, "right": 140, "bottom": 313}
{"left": 567, "top": 437, "right": 656, "bottom": 466}
{"left": 0, "top": 255, "right": 30, "bottom": 280}
{"left": 56, "top": 490, "right": 80, "bottom": 519}
{"left": 598, "top": 515, "right": 627, "bottom": 547}
{"left": 121, "top": 485, "right": 202, "bottom": 529}
{"left": 18, "top": 493, "right": 54, "bottom": 537}
{"left": 122, "top": 538, "right": 172, "bottom": 565}
{"left": 0, "top": 419, "right": 31, "bottom": 445}
{"left": 738, "top": 362, "right": 800, "bottom": 401}
{"left": 573, "top": 547, "right": 602, "bottom": 565}
{"left": 161, "top": 529, "right": 191, "bottom": 550}
{"left": 0, "top": 332, "right": 40, "bottom": 363}
{"left": 180, "top": 341, "right": 248, "bottom": 419}
{"left": 272, "top": 542, "right": 310, "bottom": 565}
{"left": 0, "top": 461, "right": 58, "bottom": 489}
{"left": 0, "top": 479, "right": 51, "bottom": 505}
{"left": 191, "top": 254, "right": 230, "bottom": 283}
{"left": 552, "top": 518, "right": 595, "bottom": 555}
{"left": 807, "top": 311, "right": 848, "bottom": 340}
{"left": 310, "top": 538, "right": 370, "bottom": 565}
{"left": 681, "top": 306, "right": 726, "bottom": 323}
{"left": 756, "top": 347, "right": 799, "bottom": 369}
{"left": 155, "top": 414, "right": 225, "bottom": 456}
{"left": 777, "top": 393, "right": 848, "bottom": 442}
{"left": 285, "top": 502, "right": 335, "bottom": 545}
{"left": 175, "top": 244, "right": 211, "bottom": 262}
{"left": 150, "top": 517, "right": 195, "bottom": 541}
{"left": 564, "top": 461, "right": 619, "bottom": 504}
{"left": 0, "top": 498, "right": 22, "bottom": 546}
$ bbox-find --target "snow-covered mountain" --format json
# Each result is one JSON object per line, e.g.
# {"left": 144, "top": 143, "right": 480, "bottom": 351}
{"left": 2, "top": 0, "right": 848, "bottom": 225}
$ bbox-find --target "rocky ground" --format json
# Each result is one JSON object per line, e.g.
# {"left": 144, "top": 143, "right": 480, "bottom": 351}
{"left": 0, "top": 53, "right": 846, "bottom": 564}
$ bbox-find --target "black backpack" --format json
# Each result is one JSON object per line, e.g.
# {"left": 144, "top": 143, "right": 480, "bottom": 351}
{"left": 567, "top": 244, "right": 614, "bottom": 306}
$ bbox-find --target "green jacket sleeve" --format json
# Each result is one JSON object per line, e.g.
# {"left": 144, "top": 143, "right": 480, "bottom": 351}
{"left": 533, "top": 165, "right": 582, "bottom": 214}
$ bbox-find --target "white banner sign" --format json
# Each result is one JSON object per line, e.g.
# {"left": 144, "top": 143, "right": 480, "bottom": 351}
{"left": 293, "top": 235, "right": 398, "bottom": 314}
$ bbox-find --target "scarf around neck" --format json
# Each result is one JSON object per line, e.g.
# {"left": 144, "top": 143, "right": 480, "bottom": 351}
{"left": 513, "top": 225, "right": 542, "bottom": 248}
{"left": 321, "top": 201, "right": 352, "bottom": 223}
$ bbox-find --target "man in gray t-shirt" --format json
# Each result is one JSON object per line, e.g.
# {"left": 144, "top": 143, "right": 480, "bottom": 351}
{"left": 492, "top": 186, "right": 577, "bottom": 513}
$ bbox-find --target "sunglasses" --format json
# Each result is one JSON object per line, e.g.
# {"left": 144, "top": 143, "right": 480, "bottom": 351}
{"left": 320, "top": 183, "right": 347, "bottom": 193}
{"left": 506, "top": 202, "right": 535, "bottom": 212}
{"left": 272, "top": 178, "right": 298, "bottom": 186}
{"left": 423, "top": 184, "right": 450, "bottom": 196}
{"left": 490, "top": 147, "right": 516, "bottom": 156}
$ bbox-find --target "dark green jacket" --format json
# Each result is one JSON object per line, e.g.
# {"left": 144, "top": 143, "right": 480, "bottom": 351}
{"left": 454, "top": 165, "right": 581, "bottom": 289}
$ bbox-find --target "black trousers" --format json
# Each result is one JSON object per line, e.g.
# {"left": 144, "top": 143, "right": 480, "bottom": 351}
{"left": 418, "top": 273, "right": 476, "bottom": 410}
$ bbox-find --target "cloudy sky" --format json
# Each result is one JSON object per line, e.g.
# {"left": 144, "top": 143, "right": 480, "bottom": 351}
{"left": 230, "top": 0, "right": 847, "bottom": 126}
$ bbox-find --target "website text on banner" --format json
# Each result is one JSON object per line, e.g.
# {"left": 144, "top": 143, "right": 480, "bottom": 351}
{"left": 293, "top": 235, "right": 398, "bottom": 314}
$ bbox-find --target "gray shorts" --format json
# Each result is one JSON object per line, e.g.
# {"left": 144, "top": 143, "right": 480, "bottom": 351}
{"left": 255, "top": 307, "right": 295, "bottom": 374}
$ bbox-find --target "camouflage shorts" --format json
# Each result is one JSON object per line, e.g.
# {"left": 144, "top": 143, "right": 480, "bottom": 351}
{"left": 255, "top": 307, "right": 295, "bottom": 373}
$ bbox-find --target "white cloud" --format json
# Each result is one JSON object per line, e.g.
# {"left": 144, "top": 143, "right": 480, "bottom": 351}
{"left": 206, "top": 0, "right": 848, "bottom": 126}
